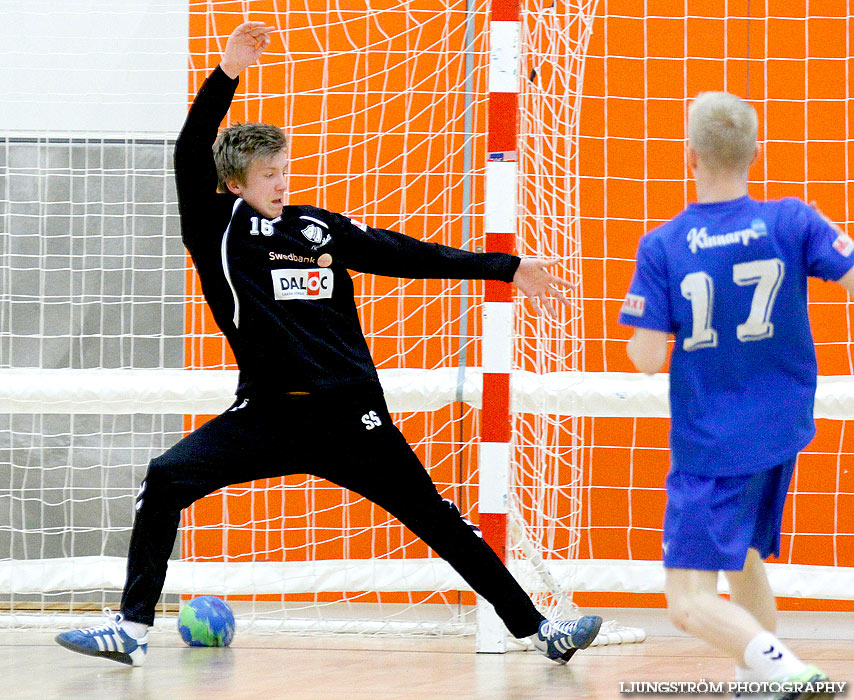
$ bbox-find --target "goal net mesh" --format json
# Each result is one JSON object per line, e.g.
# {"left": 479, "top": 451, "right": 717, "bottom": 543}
{"left": 1, "top": 1, "right": 852, "bottom": 637}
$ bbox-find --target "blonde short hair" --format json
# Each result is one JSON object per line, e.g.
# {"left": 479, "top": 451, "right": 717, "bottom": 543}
{"left": 688, "top": 92, "right": 757, "bottom": 173}
{"left": 213, "top": 122, "right": 289, "bottom": 192}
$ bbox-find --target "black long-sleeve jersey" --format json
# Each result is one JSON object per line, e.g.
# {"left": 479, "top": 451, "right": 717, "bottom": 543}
{"left": 174, "top": 66, "right": 521, "bottom": 396}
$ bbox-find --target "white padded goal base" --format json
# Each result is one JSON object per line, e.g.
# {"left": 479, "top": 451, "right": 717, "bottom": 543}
{"left": 2, "top": 557, "right": 850, "bottom": 599}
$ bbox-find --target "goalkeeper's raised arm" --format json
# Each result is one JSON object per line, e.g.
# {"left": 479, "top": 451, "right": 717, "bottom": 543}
{"left": 219, "top": 21, "right": 274, "bottom": 79}
{"left": 173, "top": 21, "right": 277, "bottom": 246}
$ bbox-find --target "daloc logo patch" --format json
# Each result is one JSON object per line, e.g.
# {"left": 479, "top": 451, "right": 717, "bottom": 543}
{"left": 271, "top": 268, "right": 334, "bottom": 300}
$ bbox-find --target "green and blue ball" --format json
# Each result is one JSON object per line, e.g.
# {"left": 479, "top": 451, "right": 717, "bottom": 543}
{"left": 178, "top": 596, "right": 235, "bottom": 647}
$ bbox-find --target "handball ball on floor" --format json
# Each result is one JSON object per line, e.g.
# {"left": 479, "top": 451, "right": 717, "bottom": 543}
{"left": 178, "top": 596, "right": 235, "bottom": 647}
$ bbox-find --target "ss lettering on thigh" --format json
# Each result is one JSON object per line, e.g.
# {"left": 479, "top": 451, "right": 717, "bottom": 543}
{"left": 361, "top": 410, "right": 382, "bottom": 430}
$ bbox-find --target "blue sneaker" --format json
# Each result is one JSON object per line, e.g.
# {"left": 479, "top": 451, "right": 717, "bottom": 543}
{"left": 531, "top": 615, "right": 602, "bottom": 664}
{"left": 55, "top": 609, "right": 148, "bottom": 667}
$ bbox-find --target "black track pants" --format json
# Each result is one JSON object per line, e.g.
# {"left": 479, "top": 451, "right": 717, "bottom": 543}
{"left": 120, "top": 387, "right": 545, "bottom": 638}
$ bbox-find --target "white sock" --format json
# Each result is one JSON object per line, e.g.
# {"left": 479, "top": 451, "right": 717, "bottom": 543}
{"left": 743, "top": 631, "right": 806, "bottom": 680}
{"left": 120, "top": 620, "right": 149, "bottom": 639}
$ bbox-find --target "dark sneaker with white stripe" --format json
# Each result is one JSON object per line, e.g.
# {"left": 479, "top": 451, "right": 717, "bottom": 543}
{"left": 55, "top": 609, "right": 148, "bottom": 667}
{"left": 531, "top": 615, "right": 602, "bottom": 664}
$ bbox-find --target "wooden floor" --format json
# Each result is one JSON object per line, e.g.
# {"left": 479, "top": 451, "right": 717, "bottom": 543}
{"left": 1, "top": 631, "right": 851, "bottom": 700}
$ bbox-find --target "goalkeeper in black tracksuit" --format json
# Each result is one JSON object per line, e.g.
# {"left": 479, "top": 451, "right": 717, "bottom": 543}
{"left": 55, "top": 21, "right": 601, "bottom": 667}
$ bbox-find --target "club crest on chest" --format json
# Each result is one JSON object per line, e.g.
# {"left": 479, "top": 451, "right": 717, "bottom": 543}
{"left": 301, "top": 224, "right": 331, "bottom": 248}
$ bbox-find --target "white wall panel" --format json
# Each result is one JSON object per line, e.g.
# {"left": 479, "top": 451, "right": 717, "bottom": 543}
{"left": 1, "top": 0, "right": 188, "bottom": 134}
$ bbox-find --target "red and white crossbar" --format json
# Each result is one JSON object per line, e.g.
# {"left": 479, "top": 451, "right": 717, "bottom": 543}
{"left": 477, "top": 0, "right": 520, "bottom": 654}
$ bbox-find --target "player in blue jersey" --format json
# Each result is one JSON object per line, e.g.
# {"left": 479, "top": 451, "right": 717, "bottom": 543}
{"left": 619, "top": 92, "right": 854, "bottom": 699}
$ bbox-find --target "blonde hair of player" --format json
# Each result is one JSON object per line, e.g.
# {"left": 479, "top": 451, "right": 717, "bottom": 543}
{"left": 688, "top": 91, "right": 758, "bottom": 175}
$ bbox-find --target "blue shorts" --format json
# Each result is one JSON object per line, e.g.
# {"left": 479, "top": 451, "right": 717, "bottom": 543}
{"left": 662, "top": 457, "right": 796, "bottom": 571}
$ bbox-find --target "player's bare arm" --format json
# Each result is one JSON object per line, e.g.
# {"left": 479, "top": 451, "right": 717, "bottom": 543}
{"left": 220, "top": 21, "right": 275, "bottom": 79}
{"left": 627, "top": 327, "right": 669, "bottom": 375}
{"left": 513, "top": 258, "right": 573, "bottom": 319}
{"left": 810, "top": 202, "right": 854, "bottom": 297}
{"left": 836, "top": 266, "right": 854, "bottom": 297}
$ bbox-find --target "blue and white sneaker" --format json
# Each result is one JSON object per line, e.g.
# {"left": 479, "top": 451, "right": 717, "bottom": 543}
{"left": 55, "top": 609, "right": 148, "bottom": 667}
{"left": 531, "top": 615, "right": 602, "bottom": 664}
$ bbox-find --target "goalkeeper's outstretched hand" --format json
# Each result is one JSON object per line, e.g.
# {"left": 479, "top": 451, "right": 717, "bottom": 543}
{"left": 220, "top": 21, "right": 276, "bottom": 79}
{"left": 513, "top": 258, "right": 573, "bottom": 319}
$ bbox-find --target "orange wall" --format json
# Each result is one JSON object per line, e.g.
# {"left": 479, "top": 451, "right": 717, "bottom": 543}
{"left": 576, "top": 2, "right": 854, "bottom": 583}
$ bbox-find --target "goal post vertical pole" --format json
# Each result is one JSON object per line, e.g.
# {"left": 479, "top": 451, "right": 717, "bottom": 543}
{"left": 477, "top": 0, "right": 520, "bottom": 654}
